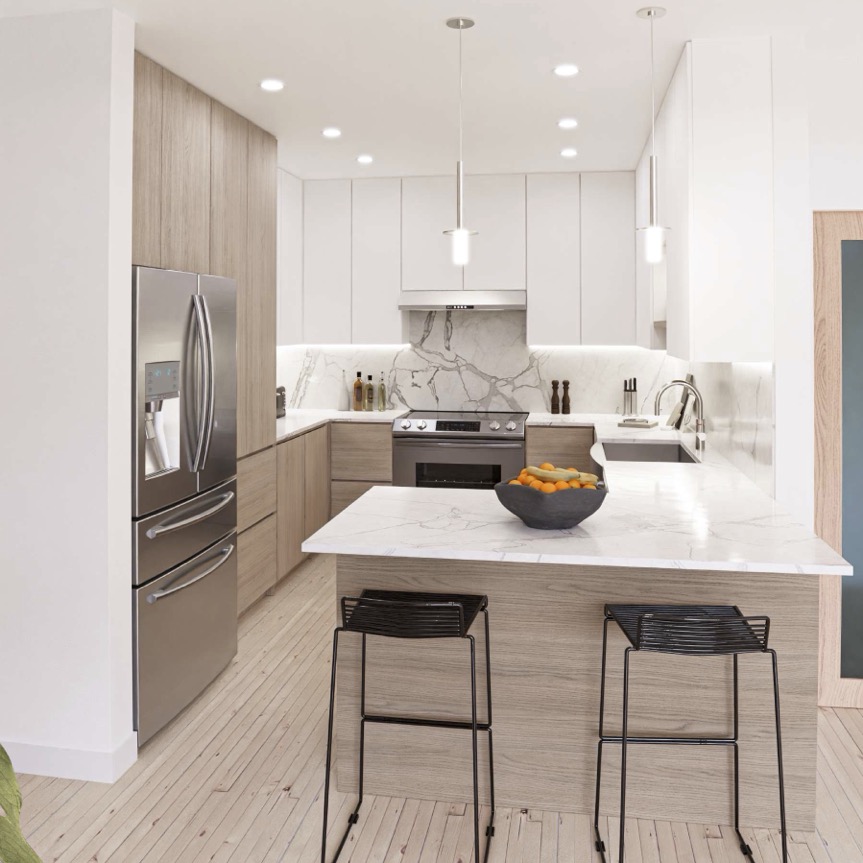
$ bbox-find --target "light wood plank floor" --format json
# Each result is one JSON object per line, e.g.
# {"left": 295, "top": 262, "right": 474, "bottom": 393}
{"left": 16, "top": 554, "right": 863, "bottom": 862}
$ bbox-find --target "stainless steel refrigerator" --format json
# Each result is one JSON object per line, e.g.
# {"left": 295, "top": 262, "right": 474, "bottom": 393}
{"left": 132, "top": 266, "right": 238, "bottom": 746}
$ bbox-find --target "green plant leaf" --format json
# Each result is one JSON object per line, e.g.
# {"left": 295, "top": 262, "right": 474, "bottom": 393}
{"left": 0, "top": 745, "right": 42, "bottom": 863}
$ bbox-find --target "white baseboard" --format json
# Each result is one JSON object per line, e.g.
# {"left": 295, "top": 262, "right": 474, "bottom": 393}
{"left": 3, "top": 732, "right": 138, "bottom": 783}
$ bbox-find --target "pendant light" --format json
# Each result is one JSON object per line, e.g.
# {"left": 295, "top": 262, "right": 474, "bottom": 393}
{"left": 443, "top": 17, "right": 476, "bottom": 267}
{"left": 637, "top": 7, "right": 667, "bottom": 265}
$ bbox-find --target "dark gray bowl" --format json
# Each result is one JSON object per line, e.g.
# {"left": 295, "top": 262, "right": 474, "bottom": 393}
{"left": 494, "top": 481, "right": 608, "bottom": 530}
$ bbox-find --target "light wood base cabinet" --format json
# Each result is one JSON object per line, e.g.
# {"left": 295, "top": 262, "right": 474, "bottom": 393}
{"left": 276, "top": 425, "right": 331, "bottom": 581}
{"left": 330, "top": 423, "right": 392, "bottom": 482}
{"left": 525, "top": 426, "right": 596, "bottom": 473}
{"left": 277, "top": 435, "right": 306, "bottom": 578}
{"left": 237, "top": 514, "right": 277, "bottom": 615}
{"left": 237, "top": 448, "right": 277, "bottom": 533}
{"left": 331, "top": 480, "right": 392, "bottom": 518}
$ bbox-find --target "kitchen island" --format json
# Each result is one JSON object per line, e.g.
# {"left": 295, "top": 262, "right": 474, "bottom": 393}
{"left": 303, "top": 420, "right": 849, "bottom": 830}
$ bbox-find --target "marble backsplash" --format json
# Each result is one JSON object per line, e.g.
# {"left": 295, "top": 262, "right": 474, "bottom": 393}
{"left": 277, "top": 310, "right": 774, "bottom": 495}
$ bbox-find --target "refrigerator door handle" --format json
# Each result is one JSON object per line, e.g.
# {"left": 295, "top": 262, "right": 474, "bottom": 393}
{"left": 146, "top": 543, "right": 234, "bottom": 604}
{"left": 144, "top": 491, "right": 235, "bottom": 539}
{"left": 190, "top": 295, "right": 214, "bottom": 471}
{"left": 198, "top": 294, "right": 216, "bottom": 469}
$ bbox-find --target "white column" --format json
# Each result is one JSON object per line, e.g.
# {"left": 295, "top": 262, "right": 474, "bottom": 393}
{"left": 0, "top": 7, "right": 136, "bottom": 781}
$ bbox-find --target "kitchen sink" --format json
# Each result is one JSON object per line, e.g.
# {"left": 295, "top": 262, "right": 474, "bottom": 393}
{"left": 602, "top": 441, "right": 698, "bottom": 464}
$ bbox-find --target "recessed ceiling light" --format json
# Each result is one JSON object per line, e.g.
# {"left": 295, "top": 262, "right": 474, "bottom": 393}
{"left": 260, "top": 78, "right": 284, "bottom": 92}
{"left": 322, "top": 127, "right": 342, "bottom": 139}
{"left": 553, "top": 64, "right": 579, "bottom": 78}
{"left": 356, "top": 154, "right": 374, "bottom": 165}
{"left": 558, "top": 117, "right": 578, "bottom": 130}
{"left": 561, "top": 147, "right": 578, "bottom": 158}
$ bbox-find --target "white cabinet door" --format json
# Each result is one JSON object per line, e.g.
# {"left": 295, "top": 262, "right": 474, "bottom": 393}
{"left": 688, "top": 37, "right": 773, "bottom": 363}
{"left": 401, "top": 176, "right": 462, "bottom": 292}
{"left": 526, "top": 173, "right": 581, "bottom": 345}
{"left": 352, "top": 178, "right": 406, "bottom": 344}
{"left": 580, "top": 172, "right": 636, "bottom": 346}
{"left": 463, "top": 174, "right": 526, "bottom": 291}
{"left": 303, "top": 180, "right": 351, "bottom": 343}
{"left": 277, "top": 170, "right": 303, "bottom": 346}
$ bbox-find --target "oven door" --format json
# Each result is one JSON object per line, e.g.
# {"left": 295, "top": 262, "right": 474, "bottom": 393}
{"left": 392, "top": 438, "right": 525, "bottom": 490}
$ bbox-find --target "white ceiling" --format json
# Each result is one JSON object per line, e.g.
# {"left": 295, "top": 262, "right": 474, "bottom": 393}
{"left": 5, "top": 0, "right": 861, "bottom": 179}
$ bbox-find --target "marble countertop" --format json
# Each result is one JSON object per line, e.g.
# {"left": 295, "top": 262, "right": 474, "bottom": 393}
{"left": 302, "top": 412, "right": 851, "bottom": 576}
{"left": 276, "top": 408, "right": 407, "bottom": 442}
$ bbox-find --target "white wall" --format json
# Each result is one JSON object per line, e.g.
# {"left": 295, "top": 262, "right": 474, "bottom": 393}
{"left": 0, "top": 8, "right": 136, "bottom": 781}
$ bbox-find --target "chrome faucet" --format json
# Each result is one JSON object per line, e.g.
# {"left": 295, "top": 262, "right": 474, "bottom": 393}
{"left": 655, "top": 379, "right": 706, "bottom": 451}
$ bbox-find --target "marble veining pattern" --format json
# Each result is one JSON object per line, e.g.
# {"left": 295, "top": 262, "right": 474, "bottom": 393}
{"left": 278, "top": 310, "right": 773, "bottom": 493}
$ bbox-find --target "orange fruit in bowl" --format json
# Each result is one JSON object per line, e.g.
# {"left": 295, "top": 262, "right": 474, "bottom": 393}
{"left": 540, "top": 482, "right": 557, "bottom": 493}
{"left": 529, "top": 479, "right": 544, "bottom": 490}
{"left": 539, "top": 462, "right": 555, "bottom": 471}
{"left": 568, "top": 479, "right": 582, "bottom": 489}
{"left": 508, "top": 479, "right": 521, "bottom": 485}
{"left": 554, "top": 480, "right": 570, "bottom": 490}
{"left": 582, "top": 483, "right": 597, "bottom": 490}
{"left": 566, "top": 466, "right": 578, "bottom": 472}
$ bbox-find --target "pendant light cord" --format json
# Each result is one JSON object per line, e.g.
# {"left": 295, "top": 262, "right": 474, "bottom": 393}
{"left": 650, "top": 12, "right": 656, "bottom": 159}
{"left": 459, "top": 23, "right": 464, "bottom": 164}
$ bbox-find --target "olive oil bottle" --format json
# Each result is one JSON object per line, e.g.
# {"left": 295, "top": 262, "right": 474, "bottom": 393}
{"left": 364, "top": 375, "right": 375, "bottom": 411}
{"left": 352, "top": 372, "right": 364, "bottom": 411}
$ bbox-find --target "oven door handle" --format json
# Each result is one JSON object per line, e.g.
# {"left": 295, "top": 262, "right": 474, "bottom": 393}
{"left": 394, "top": 440, "right": 524, "bottom": 449}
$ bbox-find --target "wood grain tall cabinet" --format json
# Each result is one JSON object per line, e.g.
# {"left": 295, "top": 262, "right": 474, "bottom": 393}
{"left": 132, "top": 52, "right": 278, "bottom": 617}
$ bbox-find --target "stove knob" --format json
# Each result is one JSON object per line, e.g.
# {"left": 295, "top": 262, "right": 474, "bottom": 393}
{"left": 416, "top": 420, "right": 427, "bottom": 430}
{"left": 506, "top": 421, "right": 517, "bottom": 431}
{"left": 489, "top": 421, "right": 501, "bottom": 431}
{"left": 400, "top": 419, "right": 412, "bottom": 430}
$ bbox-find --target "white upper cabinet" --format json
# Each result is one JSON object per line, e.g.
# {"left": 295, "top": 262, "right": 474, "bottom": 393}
{"left": 580, "top": 172, "right": 636, "bottom": 345}
{"left": 351, "top": 178, "right": 406, "bottom": 344}
{"left": 656, "top": 40, "right": 774, "bottom": 363}
{"left": 401, "top": 176, "right": 462, "bottom": 292}
{"left": 463, "top": 174, "right": 526, "bottom": 291}
{"left": 526, "top": 173, "right": 581, "bottom": 345}
{"left": 303, "top": 179, "right": 351, "bottom": 343}
{"left": 277, "top": 170, "right": 303, "bottom": 346}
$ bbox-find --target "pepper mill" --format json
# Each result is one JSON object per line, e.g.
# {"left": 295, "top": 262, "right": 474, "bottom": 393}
{"left": 551, "top": 379, "right": 560, "bottom": 414}
{"left": 562, "top": 380, "right": 571, "bottom": 414}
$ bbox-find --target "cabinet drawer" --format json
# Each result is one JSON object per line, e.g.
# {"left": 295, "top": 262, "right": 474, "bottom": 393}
{"left": 330, "top": 423, "right": 393, "bottom": 482}
{"left": 237, "top": 447, "right": 277, "bottom": 532}
{"left": 525, "top": 426, "right": 596, "bottom": 474}
{"left": 304, "top": 426, "right": 331, "bottom": 539}
{"left": 237, "top": 514, "right": 277, "bottom": 615}
{"left": 331, "top": 480, "right": 391, "bottom": 518}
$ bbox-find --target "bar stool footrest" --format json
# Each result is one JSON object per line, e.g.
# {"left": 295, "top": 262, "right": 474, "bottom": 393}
{"left": 363, "top": 713, "right": 491, "bottom": 732}
{"left": 599, "top": 734, "right": 737, "bottom": 746}
{"left": 347, "top": 812, "right": 359, "bottom": 825}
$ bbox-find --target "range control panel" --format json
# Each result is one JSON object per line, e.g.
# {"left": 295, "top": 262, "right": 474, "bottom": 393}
{"left": 145, "top": 361, "right": 181, "bottom": 400}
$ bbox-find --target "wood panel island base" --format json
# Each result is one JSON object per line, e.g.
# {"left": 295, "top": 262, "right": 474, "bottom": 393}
{"left": 332, "top": 554, "right": 817, "bottom": 830}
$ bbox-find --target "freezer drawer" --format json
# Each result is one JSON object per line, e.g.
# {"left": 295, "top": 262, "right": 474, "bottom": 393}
{"left": 133, "top": 479, "right": 236, "bottom": 586}
{"left": 134, "top": 534, "right": 238, "bottom": 746}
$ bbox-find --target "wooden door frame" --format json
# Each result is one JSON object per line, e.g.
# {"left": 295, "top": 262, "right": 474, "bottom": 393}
{"left": 815, "top": 211, "right": 863, "bottom": 706}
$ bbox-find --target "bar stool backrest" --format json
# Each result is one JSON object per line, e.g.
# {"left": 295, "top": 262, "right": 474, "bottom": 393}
{"left": 635, "top": 613, "right": 771, "bottom": 655}
{"left": 341, "top": 595, "right": 467, "bottom": 639}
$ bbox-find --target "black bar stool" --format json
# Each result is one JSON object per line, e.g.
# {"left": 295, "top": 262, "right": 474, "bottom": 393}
{"left": 321, "top": 590, "right": 495, "bottom": 863}
{"left": 593, "top": 604, "right": 787, "bottom": 863}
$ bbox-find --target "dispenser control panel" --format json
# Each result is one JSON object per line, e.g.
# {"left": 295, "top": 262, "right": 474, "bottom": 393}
{"left": 145, "top": 361, "right": 180, "bottom": 399}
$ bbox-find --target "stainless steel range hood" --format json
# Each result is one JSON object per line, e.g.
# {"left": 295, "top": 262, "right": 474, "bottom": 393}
{"left": 398, "top": 290, "right": 526, "bottom": 311}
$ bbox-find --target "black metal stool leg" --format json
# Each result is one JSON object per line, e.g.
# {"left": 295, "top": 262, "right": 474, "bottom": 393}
{"left": 359, "top": 634, "right": 367, "bottom": 803}
{"left": 619, "top": 647, "right": 632, "bottom": 863}
{"left": 321, "top": 628, "right": 341, "bottom": 863}
{"left": 594, "top": 616, "right": 611, "bottom": 861}
{"left": 483, "top": 608, "right": 496, "bottom": 860}
{"left": 732, "top": 655, "right": 756, "bottom": 862}
{"left": 468, "top": 634, "right": 481, "bottom": 863}
{"left": 321, "top": 629, "right": 364, "bottom": 863}
{"left": 769, "top": 649, "right": 789, "bottom": 863}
